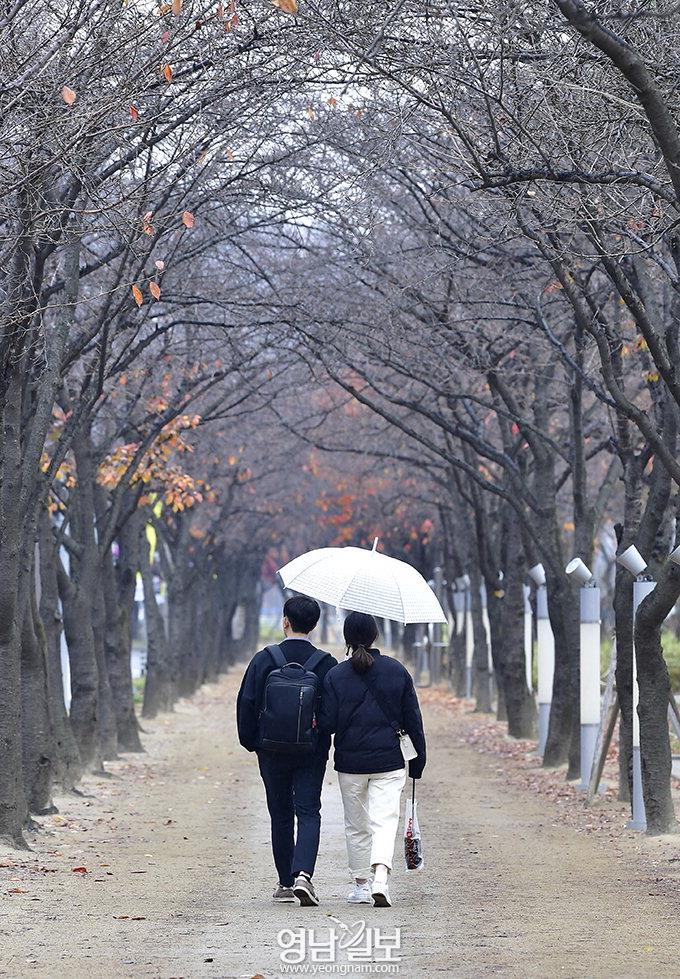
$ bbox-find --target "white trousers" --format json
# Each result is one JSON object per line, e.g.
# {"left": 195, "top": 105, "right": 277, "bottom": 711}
{"left": 338, "top": 768, "right": 407, "bottom": 879}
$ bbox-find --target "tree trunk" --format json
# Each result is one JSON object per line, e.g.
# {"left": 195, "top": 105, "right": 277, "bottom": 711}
{"left": 20, "top": 579, "right": 53, "bottom": 814}
{"left": 497, "top": 555, "right": 536, "bottom": 739}
{"left": 141, "top": 530, "right": 174, "bottom": 718}
{"left": 58, "top": 562, "right": 101, "bottom": 769}
{"left": 95, "top": 490, "right": 142, "bottom": 753}
{"left": 470, "top": 566, "right": 492, "bottom": 713}
{"left": 101, "top": 540, "right": 142, "bottom": 752}
{"left": 635, "top": 565, "right": 680, "bottom": 834}
{"left": 91, "top": 566, "right": 118, "bottom": 760}
{"left": 614, "top": 567, "right": 634, "bottom": 803}
{"left": 38, "top": 510, "right": 80, "bottom": 790}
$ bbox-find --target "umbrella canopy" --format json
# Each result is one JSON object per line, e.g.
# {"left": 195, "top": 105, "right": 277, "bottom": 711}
{"left": 278, "top": 543, "right": 446, "bottom": 625}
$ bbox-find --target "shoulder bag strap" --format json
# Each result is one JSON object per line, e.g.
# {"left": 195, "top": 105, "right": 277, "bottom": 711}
{"left": 358, "top": 667, "right": 402, "bottom": 734}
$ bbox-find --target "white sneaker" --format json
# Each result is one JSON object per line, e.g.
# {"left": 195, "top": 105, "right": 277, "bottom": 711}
{"left": 347, "top": 882, "right": 372, "bottom": 904}
{"left": 371, "top": 881, "right": 392, "bottom": 907}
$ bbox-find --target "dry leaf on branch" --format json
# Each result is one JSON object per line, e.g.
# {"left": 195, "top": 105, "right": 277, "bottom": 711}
{"left": 62, "top": 86, "right": 77, "bottom": 105}
{"left": 162, "top": 64, "right": 173, "bottom": 82}
{"left": 132, "top": 285, "right": 144, "bottom": 308}
{"left": 172, "top": 0, "right": 182, "bottom": 13}
{"left": 182, "top": 210, "right": 195, "bottom": 228}
{"left": 149, "top": 282, "right": 161, "bottom": 300}
{"left": 130, "top": 105, "right": 139, "bottom": 122}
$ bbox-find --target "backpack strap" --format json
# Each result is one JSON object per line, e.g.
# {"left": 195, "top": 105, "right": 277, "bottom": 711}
{"left": 264, "top": 644, "right": 287, "bottom": 669}
{"left": 358, "top": 667, "right": 402, "bottom": 734}
{"left": 302, "top": 648, "right": 328, "bottom": 674}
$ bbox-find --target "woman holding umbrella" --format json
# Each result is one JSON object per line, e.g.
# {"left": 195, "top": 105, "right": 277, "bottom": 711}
{"left": 319, "top": 611, "right": 426, "bottom": 908}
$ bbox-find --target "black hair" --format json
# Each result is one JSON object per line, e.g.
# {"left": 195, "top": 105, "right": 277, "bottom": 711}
{"left": 343, "top": 611, "right": 378, "bottom": 673}
{"left": 283, "top": 595, "right": 321, "bottom": 634}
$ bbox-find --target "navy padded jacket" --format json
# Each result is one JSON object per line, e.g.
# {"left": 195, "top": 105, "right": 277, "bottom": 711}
{"left": 318, "top": 649, "right": 426, "bottom": 779}
{"left": 236, "top": 639, "right": 337, "bottom": 755}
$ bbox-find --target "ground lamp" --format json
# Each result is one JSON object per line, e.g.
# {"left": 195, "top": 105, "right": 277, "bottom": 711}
{"left": 617, "top": 544, "right": 654, "bottom": 831}
{"left": 523, "top": 583, "right": 533, "bottom": 693}
{"left": 480, "top": 581, "right": 494, "bottom": 704}
{"left": 457, "top": 574, "right": 473, "bottom": 698}
{"left": 452, "top": 583, "right": 466, "bottom": 653}
{"left": 565, "top": 557, "right": 600, "bottom": 790}
{"left": 430, "top": 566, "right": 446, "bottom": 685}
{"left": 529, "top": 563, "right": 554, "bottom": 756}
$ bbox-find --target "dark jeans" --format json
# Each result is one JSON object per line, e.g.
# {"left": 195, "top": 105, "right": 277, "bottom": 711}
{"left": 257, "top": 750, "right": 328, "bottom": 887}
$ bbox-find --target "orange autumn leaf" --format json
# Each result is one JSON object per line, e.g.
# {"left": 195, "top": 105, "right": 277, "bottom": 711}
{"left": 130, "top": 104, "right": 139, "bottom": 122}
{"left": 272, "top": 0, "right": 298, "bottom": 13}
{"left": 131, "top": 285, "right": 144, "bottom": 307}
{"left": 162, "top": 64, "right": 173, "bottom": 82}
{"left": 172, "top": 0, "right": 182, "bottom": 13}
{"left": 149, "top": 281, "right": 161, "bottom": 300}
{"left": 182, "top": 210, "right": 195, "bottom": 228}
{"left": 62, "top": 86, "right": 77, "bottom": 105}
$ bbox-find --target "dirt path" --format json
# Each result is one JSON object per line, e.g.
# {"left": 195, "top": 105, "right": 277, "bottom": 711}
{"left": 3, "top": 669, "right": 680, "bottom": 979}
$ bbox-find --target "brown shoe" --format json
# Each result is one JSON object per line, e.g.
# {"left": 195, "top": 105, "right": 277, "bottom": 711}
{"left": 293, "top": 873, "right": 319, "bottom": 907}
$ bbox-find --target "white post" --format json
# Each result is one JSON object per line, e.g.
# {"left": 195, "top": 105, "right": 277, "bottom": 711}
{"left": 578, "top": 583, "right": 601, "bottom": 790}
{"left": 453, "top": 589, "right": 465, "bottom": 640}
{"left": 452, "top": 587, "right": 465, "bottom": 690}
{"left": 461, "top": 575, "right": 473, "bottom": 699}
{"left": 523, "top": 583, "right": 532, "bottom": 693}
{"left": 431, "top": 567, "right": 444, "bottom": 684}
{"left": 481, "top": 582, "right": 493, "bottom": 703}
{"left": 536, "top": 584, "right": 555, "bottom": 756}
{"left": 630, "top": 577, "right": 655, "bottom": 830}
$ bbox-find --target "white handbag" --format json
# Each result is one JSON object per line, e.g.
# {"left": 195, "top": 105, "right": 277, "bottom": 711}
{"left": 399, "top": 731, "right": 418, "bottom": 762}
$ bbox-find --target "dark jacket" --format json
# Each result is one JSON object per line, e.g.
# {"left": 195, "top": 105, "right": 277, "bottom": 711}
{"left": 318, "top": 649, "right": 426, "bottom": 778}
{"left": 236, "top": 638, "right": 337, "bottom": 755}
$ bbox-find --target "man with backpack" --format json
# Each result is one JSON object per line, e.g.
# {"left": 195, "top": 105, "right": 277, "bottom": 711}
{"left": 236, "top": 595, "right": 337, "bottom": 907}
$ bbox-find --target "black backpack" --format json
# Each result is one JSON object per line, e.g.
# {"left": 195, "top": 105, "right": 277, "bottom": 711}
{"left": 258, "top": 644, "right": 326, "bottom": 753}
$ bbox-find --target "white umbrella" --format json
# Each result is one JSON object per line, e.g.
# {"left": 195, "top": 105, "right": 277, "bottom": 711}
{"left": 278, "top": 540, "right": 446, "bottom": 624}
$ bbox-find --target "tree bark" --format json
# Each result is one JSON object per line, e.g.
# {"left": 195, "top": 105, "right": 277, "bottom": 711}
{"left": 38, "top": 510, "right": 80, "bottom": 790}
{"left": 470, "top": 564, "right": 492, "bottom": 713}
{"left": 20, "top": 579, "right": 54, "bottom": 814}
{"left": 635, "top": 564, "right": 680, "bottom": 834}
{"left": 497, "top": 533, "right": 536, "bottom": 739}
{"left": 141, "top": 529, "right": 174, "bottom": 718}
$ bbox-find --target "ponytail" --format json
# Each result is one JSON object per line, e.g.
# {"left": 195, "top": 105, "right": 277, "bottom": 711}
{"left": 343, "top": 611, "right": 379, "bottom": 673}
{"left": 349, "top": 642, "right": 374, "bottom": 674}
